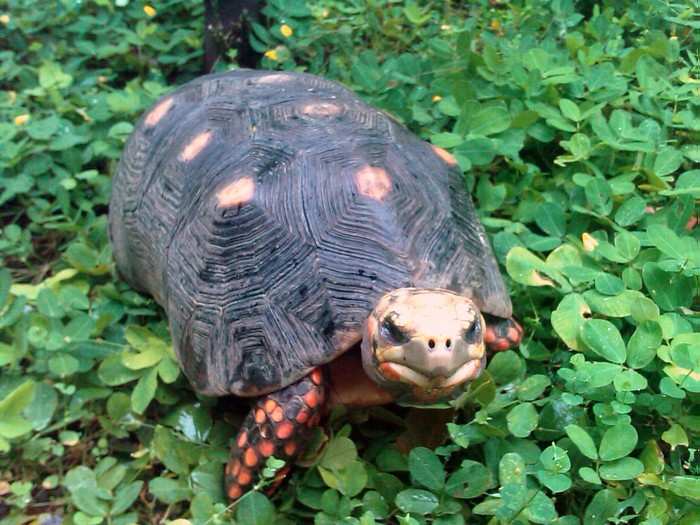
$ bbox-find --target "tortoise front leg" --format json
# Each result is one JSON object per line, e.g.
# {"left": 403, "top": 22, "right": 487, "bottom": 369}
{"left": 225, "top": 368, "right": 326, "bottom": 501}
{"left": 483, "top": 315, "right": 523, "bottom": 352}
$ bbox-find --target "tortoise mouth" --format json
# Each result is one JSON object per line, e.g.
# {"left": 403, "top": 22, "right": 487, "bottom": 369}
{"left": 377, "top": 356, "right": 485, "bottom": 389}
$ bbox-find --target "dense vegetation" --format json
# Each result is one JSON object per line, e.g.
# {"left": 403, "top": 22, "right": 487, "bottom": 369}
{"left": 1, "top": 0, "right": 699, "bottom": 523}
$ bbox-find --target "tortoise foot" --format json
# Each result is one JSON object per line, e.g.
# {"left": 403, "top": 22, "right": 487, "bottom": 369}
{"left": 483, "top": 315, "right": 523, "bottom": 352}
{"left": 225, "top": 368, "right": 326, "bottom": 501}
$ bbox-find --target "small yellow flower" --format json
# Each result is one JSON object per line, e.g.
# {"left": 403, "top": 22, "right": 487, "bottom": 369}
{"left": 98, "top": 75, "right": 108, "bottom": 83}
{"left": 143, "top": 5, "right": 156, "bottom": 17}
{"left": 490, "top": 19, "right": 501, "bottom": 31}
{"left": 280, "top": 24, "right": 293, "bottom": 38}
{"left": 440, "top": 24, "right": 451, "bottom": 31}
{"left": 0, "top": 14, "right": 10, "bottom": 25}
{"left": 14, "top": 114, "right": 29, "bottom": 125}
{"left": 432, "top": 95, "right": 442, "bottom": 102}
{"left": 264, "top": 49, "right": 279, "bottom": 61}
{"left": 581, "top": 232, "right": 598, "bottom": 252}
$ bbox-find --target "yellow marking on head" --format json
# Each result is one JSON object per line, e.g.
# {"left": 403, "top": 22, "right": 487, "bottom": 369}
{"left": 217, "top": 177, "right": 255, "bottom": 207}
{"left": 179, "top": 130, "right": 212, "bottom": 162}
{"left": 431, "top": 145, "right": 457, "bottom": 166}
{"left": 301, "top": 102, "right": 342, "bottom": 117}
{"left": 355, "top": 166, "right": 391, "bottom": 201}
{"left": 145, "top": 97, "right": 174, "bottom": 127}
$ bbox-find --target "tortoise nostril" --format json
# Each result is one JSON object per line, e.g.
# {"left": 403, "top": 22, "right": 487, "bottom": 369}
{"left": 446, "top": 338, "right": 451, "bottom": 348}
{"left": 428, "top": 339, "right": 436, "bottom": 349}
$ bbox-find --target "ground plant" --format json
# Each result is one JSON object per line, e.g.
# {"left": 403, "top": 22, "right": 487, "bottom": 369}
{"left": 1, "top": 0, "right": 699, "bottom": 523}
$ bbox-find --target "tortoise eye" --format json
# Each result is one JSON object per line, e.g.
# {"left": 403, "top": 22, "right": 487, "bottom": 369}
{"left": 380, "top": 314, "right": 409, "bottom": 345}
{"left": 462, "top": 319, "right": 481, "bottom": 343}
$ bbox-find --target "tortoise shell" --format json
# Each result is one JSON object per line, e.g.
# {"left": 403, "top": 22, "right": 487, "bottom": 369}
{"left": 109, "top": 69, "right": 511, "bottom": 397}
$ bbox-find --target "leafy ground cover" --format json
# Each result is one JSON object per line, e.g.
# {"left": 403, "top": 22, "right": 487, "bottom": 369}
{"left": 1, "top": 0, "right": 699, "bottom": 523}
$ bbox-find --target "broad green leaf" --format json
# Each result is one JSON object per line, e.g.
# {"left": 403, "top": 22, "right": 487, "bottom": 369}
{"left": 408, "top": 447, "right": 445, "bottom": 491}
{"left": 565, "top": 425, "right": 598, "bottom": 460}
{"left": 131, "top": 367, "right": 158, "bottom": 414}
{"left": 580, "top": 319, "right": 626, "bottom": 364}
{"left": 507, "top": 402, "right": 539, "bottom": 438}
{"left": 395, "top": 489, "right": 439, "bottom": 514}
{"left": 599, "top": 424, "right": 638, "bottom": 461}
{"left": 321, "top": 436, "right": 357, "bottom": 470}
{"left": 599, "top": 457, "right": 644, "bottom": 480}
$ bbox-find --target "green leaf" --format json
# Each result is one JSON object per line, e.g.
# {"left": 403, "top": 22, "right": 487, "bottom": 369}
{"left": 559, "top": 99, "right": 581, "bottom": 121}
{"left": 613, "top": 369, "right": 648, "bottom": 391}
{"left": 599, "top": 457, "right": 644, "bottom": 480}
{"left": 506, "top": 247, "right": 568, "bottom": 289}
{"left": 516, "top": 374, "right": 551, "bottom": 401}
{"left": 535, "top": 202, "right": 566, "bottom": 237}
{"left": 321, "top": 436, "right": 357, "bottom": 470}
{"left": 661, "top": 423, "right": 688, "bottom": 450}
{"left": 112, "top": 481, "right": 143, "bottom": 515}
{"left": 395, "top": 489, "right": 439, "bottom": 514}
{"left": 236, "top": 492, "right": 276, "bottom": 525}
{"left": 408, "top": 447, "right": 445, "bottom": 491}
{"left": 599, "top": 423, "right": 638, "bottom": 461}
{"left": 148, "top": 477, "right": 192, "bottom": 504}
{"left": 464, "top": 104, "right": 511, "bottom": 136}
{"left": 0, "top": 380, "right": 36, "bottom": 417}
{"left": 565, "top": 425, "right": 598, "bottom": 460}
{"left": 507, "top": 402, "right": 539, "bottom": 438}
{"left": 551, "top": 294, "right": 590, "bottom": 350}
{"left": 667, "top": 476, "right": 700, "bottom": 500}
{"left": 654, "top": 147, "right": 683, "bottom": 177}
{"left": 627, "top": 321, "right": 662, "bottom": 369}
{"left": 131, "top": 367, "right": 158, "bottom": 414}
{"left": 499, "top": 453, "right": 526, "bottom": 485}
{"left": 584, "top": 489, "right": 619, "bottom": 525}
{"left": 580, "top": 319, "right": 626, "bottom": 364}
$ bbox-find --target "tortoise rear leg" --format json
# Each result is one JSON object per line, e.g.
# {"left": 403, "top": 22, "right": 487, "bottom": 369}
{"left": 483, "top": 314, "right": 523, "bottom": 352}
{"left": 225, "top": 368, "right": 326, "bottom": 501}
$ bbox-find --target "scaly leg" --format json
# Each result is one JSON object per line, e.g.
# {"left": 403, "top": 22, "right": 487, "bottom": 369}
{"left": 224, "top": 368, "right": 326, "bottom": 501}
{"left": 483, "top": 315, "right": 523, "bottom": 352}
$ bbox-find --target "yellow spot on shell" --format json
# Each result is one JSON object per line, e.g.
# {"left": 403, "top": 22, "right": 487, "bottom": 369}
{"left": 432, "top": 95, "right": 442, "bottom": 102}
{"left": 144, "top": 5, "right": 156, "bottom": 17}
{"left": 14, "top": 114, "right": 29, "bottom": 125}
{"left": 581, "top": 233, "right": 598, "bottom": 252}
{"left": 355, "top": 166, "right": 392, "bottom": 201}
{"left": 280, "top": 24, "right": 293, "bottom": 38}
{"left": 0, "top": 14, "right": 9, "bottom": 25}
{"left": 145, "top": 97, "right": 174, "bottom": 127}
{"left": 179, "top": 130, "right": 212, "bottom": 162}
{"left": 431, "top": 145, "right": 457, "bottom": 166}
{"left": 264, "top": 49, "right": 279, "bottom": 61}
{"left": 217, "top": 177, "right": 256, "bottom": 207}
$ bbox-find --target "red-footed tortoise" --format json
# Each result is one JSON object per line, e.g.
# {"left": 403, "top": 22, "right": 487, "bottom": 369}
{"left": 108, "top": 69, "right": 522, "bottom": 501}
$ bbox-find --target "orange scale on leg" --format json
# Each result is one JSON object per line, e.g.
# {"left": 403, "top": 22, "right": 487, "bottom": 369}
{"left": 264, "top": 399, "right": 277, "bottom": 413}
{"left": 227, "top": 484, "right": 242, "bottom": 500}
{"left": 271, "top": 406, "right": 284, "bottom": 422}
{"left": 237, "top": 467, "right": 252, "bottom": 486}
{"left": 237, "top": 431, "right": 248, "bottom": 448}
{"left": 244, "top": 447, "right": 259, "bottom": 468}
{"left": 259, "top": 440, "right": 275, "bottom": 457}
{"left": 304, "top": 390, "right": 319, "bottom": 408}
{"left": 254, "top": 408, "right": 266, "bottom": 424}
{"left": 310, "top": 368, "right": 322, "bottom": 385}
{"left": 276, "top": 421, "right": 294, "bottom": 439}
{"left": 228, "top": 459, "right": 241, "bottom": 478}
{"left": 284, "top": 441, "right": 297, "bottom": 456}
{"left": 296, "top": 409, "right": 309, "bottom": 423}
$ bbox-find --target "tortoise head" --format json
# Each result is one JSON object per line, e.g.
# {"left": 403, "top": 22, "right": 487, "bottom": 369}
{"left": 361, "top": 288, "right": 486, "bottom": 404}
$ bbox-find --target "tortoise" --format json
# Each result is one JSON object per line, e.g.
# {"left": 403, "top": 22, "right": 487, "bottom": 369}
{"left": 108, "top": 69, "right": 522, "bottom": 501}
